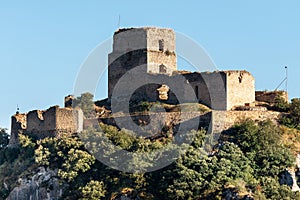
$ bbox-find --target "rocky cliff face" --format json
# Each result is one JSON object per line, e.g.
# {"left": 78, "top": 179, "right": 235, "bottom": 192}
{"left": 6, "top": 167, "right": 67, "bottom": 200}
{"left": 296, "top": 154, "right": 300, "bottom": 191}
{"left": 279, "top": 154, "right": 300, "bottom": 192}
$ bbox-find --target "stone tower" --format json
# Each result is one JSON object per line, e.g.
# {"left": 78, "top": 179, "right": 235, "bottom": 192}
{"left": 108, "top": 27, "right": 177, "bottom": 98}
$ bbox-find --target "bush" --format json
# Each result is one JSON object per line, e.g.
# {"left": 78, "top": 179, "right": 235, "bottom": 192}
{"left": 280, "top": 98, "right": 300, "bottom": 129}
{"left": 129, "top": 101, "right": 151, "bottom": 113}
{"left": 4, "top": 147, "right": 20, "bottom": 163}
{"left": 74, "top": 92, "right": 95, "bottom": 118}
{"left": 273, "top": 95, "right": 289, "bottom": 112}
{"left": 0, "top": 128, "right": 9, "bottom": 150}
{"left": 80, "top": 180, "right": 106, "bottom": 200}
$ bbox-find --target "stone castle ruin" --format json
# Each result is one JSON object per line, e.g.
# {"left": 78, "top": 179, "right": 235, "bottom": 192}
{"left": 9, "top": 27, "right": 288, "bottom": 145}
{"left": 9, "top": 106, "right": 83, "bottom": 146}
{"left": 108, "top": 27, "right": 255, "bottom": 111}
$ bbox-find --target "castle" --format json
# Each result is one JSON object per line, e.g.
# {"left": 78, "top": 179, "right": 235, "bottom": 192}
{"left": 108, "top": 27, "right": 255, "bottom": 110}
{"left": 9, "top": 27, "right": 288, "bottom": 146}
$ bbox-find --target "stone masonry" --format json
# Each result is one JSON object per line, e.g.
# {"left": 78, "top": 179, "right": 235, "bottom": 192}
{"left": 108, "top": 27, "right": 255, "bottom": 111}
{"left": 9, "top": 27, "right": 280, "bottom": 146}
{"left": 9, "top": 106, "right": 83, "bottom": 147}
{"left": 108, "top": 27, "right": 177, "bottom": 98}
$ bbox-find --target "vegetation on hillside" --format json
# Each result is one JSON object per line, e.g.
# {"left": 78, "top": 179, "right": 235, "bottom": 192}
{"left": 0, "top": 96, "right": 300, "bottom": 199}
{"left": 129, "top": 101, "right": 210, "bottom": 114}
{"left": 73, "top": 92, "right": 96, "bottom": 118}
{"left": 0, "top": 117, "right": 300, "bottom": 199}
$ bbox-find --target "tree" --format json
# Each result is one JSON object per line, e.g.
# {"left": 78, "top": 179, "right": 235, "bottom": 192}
{"left": 35, "top": 135, "right": 95, "bottom": 182}
{"left": 280, "top": 98, "right": 300, "bottom": 129}
{"left": 289, "top": 98, "right": 300, "bottom": 128}
{"left": 74, "top": 92, "right": 95, "bottom": 118}
{"left": 225, "top": 120, "right": 294, "bottom": 177}
{"left": 80, "top": 180, "right": 106, "bottom": 200}
{"left": 273, "top": 94, "right": 289, "bottom": 112}
{"left": 0, "top": 128, "right": 9, "bottom": 150}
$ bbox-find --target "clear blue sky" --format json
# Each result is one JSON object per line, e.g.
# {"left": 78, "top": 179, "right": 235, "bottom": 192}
{"left": 1, "top": 1, "right": 300, "bottom": 129}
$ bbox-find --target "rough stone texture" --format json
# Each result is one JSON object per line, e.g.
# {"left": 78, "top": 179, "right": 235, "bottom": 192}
{"left": 8, "top": 113, "right": 26, "bottom": 147}
{"left": 157, "top": 84, "right": 169, "bottom": 100}
{"left": 226, "top": 70, "right": 255, "bottom": 110}
{"left": 193, "top": 71, "right": 227, "bottom": 110}
{"left": 179, "top": 72, "right": 213, "bottom": 108}
{"left": 26, "top": 107, "right": 57, "bottom": 138}
{"left": 89, "top": 110, "right": 281, "bottom": 135}
{"left": 10, "top": 106, "right": 83, "bottom": 145}
{"left": 223, "top": 110, "right": 281, "bottom": 130}
{"left": 108, "top": 27, "right": 255, "bottom": 111}
{"left": 6, "top": 167, "right": 67, "bottom": 200}
{"left": 108, "top": 49, "right": 148, "bottom": 98}
{"left": 108, "top": 27, "right": 177, "bottom": 98}
{"left": 280, "top": 168, "right": 300, "bottom": 192}
{"left": 86, "top": 111, "right": 210, "bottom": 136}
{"left": 255, "top": 90, "right": 288, "bottom": 103}
{"left": 127, "top": 71, "right": 254, "bottom": 111}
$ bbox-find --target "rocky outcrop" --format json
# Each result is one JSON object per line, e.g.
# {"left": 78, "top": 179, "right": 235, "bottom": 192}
{"left": 6, "top": 167, "right": 67, "bottom": 200}
{"left": 279, "top": 154, "right": 300, "bottom": 192}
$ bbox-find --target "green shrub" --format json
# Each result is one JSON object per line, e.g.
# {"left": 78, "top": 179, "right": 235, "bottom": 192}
{"left": 129, "top": 101, "right": 151, "bottom": 113}
{"left": 273, "top": 95, "right": 289, "bottom": 112}
{"left": 80, "top": 180, "right": 106, "bottom": 200}
{"left": 0, "top": 127, "right": 9, "bottom": 151}
{"left": 280, "top": 98, "right": 300, "bottom": 129}
{"left": 4, "top": 147, "right": 20, "bottom": 163}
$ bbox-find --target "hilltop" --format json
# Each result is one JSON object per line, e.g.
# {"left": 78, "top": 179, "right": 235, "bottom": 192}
{"left": 0, "top": 26, "right": 299, "bottom": 199}
{"left": 0, "top": 93, "right": 300, "bottom": 199}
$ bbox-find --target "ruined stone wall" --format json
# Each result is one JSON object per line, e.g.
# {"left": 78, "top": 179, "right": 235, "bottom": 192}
{"left": 146, "top": 28, "right": 175, "bottom": 52}
{"left": 113, "top": 27, "right": 175, "bottom": 53}
{"left": 8, "top": 113, "right": 27, "bottom": 147}
{"left": 94, "top": 111, "right": 211, "bottom": 133}
{"left": 108, "top": 49, "right": 148, "bottom": 98}
{"left": 128, "top": 73, "right": 204, "bottom": 106}
{"left": 108, "top": 27, "right": 257, "bottom": 112}
{"left": 108, "top": 27, "right": 177, "bottom": 98}
{"left": 182, "top": 72, "right": 212, "bottom": 108}
{"left": 255, "top": 91, "right": 288, "bottom": 103}
{"left": 132, "top": 71, "right": 228, "bottom": 110}
{"left": 56, "top": 108, "right": 76, "bottom": 134}
{"left": 184, "top": 71, "right": 254, "bottom": 110}
{"left": 226, "top": 71, "right": 255, "bottom": 110}
{"left": 89, "top": 109, "right": 281, "bottom": 136}
{"left": 200, "top": 72, "right": 227, "bottom": 110}
{"left": 56, "top": 108, "right": 83, "bottom": 134}
{"left": 223, "top": 110, "right": 281, "bottom": 130}
{"left": 26, "top": 107, "right": 57, "bottom": 139}
{"left": 113, "top": 28, "right": 147, "bottom": 53}
{"left": 9, "top": 106, "right": 84, "bottom": 144}
{"left": 111, "top": 69, "right": 254, "bottom": 111}
{"left": 146, "top": 28, "right": 177, "bottom": 75}
{"left": 147, "top": 51, "right": 176, "bottom": 75}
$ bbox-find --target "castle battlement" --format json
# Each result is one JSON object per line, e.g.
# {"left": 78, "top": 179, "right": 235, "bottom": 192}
{"left": 9, "top": 106, "right": 83, "bottom": 147}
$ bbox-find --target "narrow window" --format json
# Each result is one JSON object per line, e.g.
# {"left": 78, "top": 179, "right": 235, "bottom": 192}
{"left": 195, "top": 86, "right": 199, "bottom": 99}
{"left": 159, "top": 64, "right": 167, "bottom": 73}
{"left": 159, "top": 39, "right": 164, "bottom": 51}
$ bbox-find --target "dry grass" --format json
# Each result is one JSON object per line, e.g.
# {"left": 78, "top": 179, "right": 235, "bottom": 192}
{"left": 280, "top": 126, "right": 300, "bottom": 155}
